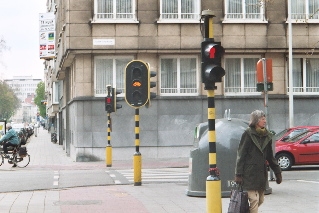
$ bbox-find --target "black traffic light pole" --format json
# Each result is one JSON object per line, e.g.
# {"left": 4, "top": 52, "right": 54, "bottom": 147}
{"left": 134, "top": 108, "right": 141, "bottom": 186}
{"left": 201, "top": 10, "right": 222, "bottom": 213}
{"left": 106, "top": 85, "right": 112, "bottom": 167}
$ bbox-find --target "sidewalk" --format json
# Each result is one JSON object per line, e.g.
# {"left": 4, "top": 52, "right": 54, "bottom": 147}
{"left": 0, "top": 128, "right": 317, "bottom": 213}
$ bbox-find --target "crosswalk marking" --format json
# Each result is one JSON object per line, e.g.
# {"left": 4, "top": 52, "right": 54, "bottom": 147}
{"left": 117, "top": 168, "right": 189, "bottom": 184}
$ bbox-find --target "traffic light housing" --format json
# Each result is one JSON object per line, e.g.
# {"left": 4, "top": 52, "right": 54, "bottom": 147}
{"left": 125, "top": 60, "right": 149, "bottom": 108}
{"left": 105, "top": 96, "right": 113, "bottom": 113}
{"left": 201, "top": 41, "right": 225, "bottom": 89}
{"left": 111, "top": 88, "right": 122, "bottom": 112}
{"left": 146, "top": 68, "right": 157, "bottom": 108}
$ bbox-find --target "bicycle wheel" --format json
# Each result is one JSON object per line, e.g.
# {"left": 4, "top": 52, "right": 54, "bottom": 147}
{"left": 13, "top": 153, "right": 30, "bottom": 168}
{"left": 0, "top": 154, "right": 3, "bottom": 166}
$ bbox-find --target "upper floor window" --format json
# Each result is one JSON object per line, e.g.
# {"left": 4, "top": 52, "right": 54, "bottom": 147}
{"left": 224, "top": 0, "right": 266, "bottom": 23}
{"left": 93, "top": 0, "right": 137, "bottom": 23}
{"left": 224, "top": 56, "right": 260, "bottom": 95}
{"left": 158, "top": 0, "right": 200, "bottom": 23}
{"left": 160, "top": 56, "right": 198, "bottom": 96}
{"left": 288, "top": 57, "right": 319, "bottom": 94}
{"left": 291, "top": 0, "right": 319, "bottom": 21}
{"left": 94, "top": 56, "right": 133, "bottom": 96}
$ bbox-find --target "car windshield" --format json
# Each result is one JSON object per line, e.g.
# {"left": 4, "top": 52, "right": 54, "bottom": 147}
{"left": 285, "top": 132, "right": 312, "bottom": 142}
{"left": 275, "top": 129, "right": 289, "bottom": 140}
{"left": 280, "top": 128, "right": 309, "bottom": 141}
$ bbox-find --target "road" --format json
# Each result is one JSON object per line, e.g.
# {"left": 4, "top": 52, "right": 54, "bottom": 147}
{"left": 0, "top": 128, "right": 318, "bottom": 212}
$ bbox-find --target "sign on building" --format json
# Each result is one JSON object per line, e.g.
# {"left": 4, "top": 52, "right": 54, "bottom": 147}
{"left": 39, "top": 12, "right": 55, "bottom": 59}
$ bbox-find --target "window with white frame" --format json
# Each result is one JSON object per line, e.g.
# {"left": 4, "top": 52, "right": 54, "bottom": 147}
{"left": 93, "top": 0, "right": 136, "bottom": 22}
{"left": 224, "top": 0, "right": 266, "bottom": 22}
{"left": 288, "top": 57, "right": 319, "bottom": 93}
{"left": 160, "top": 56, "right": 198, "bottom": 95}
{"left": 52, "top": 81, "right": 60, "bottom": 104}
{"left": 159, "top": 0, "right": 200, "bottom": 22}
{"left": 291, "top": 0, "right": 319, "bottom": 20}
{"left": 224, "top": 57, "right": 259, "bottom": 94}
{"left": 94, "top": 56, "right": 133, "bottom": 96}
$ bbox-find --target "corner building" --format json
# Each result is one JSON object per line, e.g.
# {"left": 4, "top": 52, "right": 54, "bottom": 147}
{"left": 47, "top": 0, "right": 319, "bottom": 161}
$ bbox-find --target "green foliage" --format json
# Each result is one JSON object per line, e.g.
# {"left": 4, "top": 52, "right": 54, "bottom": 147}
{"left": 34, "top": 81, "right": 46, "bottom": 118}
{"left": 0, "top": 81, "right": 20, "bottom": 120}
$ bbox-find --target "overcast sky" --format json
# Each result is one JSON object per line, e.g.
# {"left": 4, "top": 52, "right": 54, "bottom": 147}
{"left": 0, "top": 0, "right": 47, "bottom": 80}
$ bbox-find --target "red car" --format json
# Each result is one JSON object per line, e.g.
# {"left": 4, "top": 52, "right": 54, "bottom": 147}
{"left": 275, "top": 126, "right": 319, "bottom": 171}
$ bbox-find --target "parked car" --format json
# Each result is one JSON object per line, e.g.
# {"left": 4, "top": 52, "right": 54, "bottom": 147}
{"left": 275, "top": 126, "right": 319, "bottom": 171}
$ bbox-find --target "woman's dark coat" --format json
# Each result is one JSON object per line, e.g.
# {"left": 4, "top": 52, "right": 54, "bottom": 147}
{"left": 235, "top": 127, "right": 281, "bottom": 190}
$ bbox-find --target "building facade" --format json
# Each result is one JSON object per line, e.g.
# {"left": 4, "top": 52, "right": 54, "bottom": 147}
{"left": 5, "top": 76, "right": 41, "bottom": 123}
{"left": 45, "top": 0, "right": 319, "bottom": 161}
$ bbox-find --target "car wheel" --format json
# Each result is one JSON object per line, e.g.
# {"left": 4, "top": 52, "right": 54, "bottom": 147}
{"left": 276, "top": 153, "right": 293, "bottom": 171}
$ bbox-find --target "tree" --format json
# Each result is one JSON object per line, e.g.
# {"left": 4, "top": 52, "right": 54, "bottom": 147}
{"left": 0, "top": 36, "right": 9, "bottom": 68}
{"left": 0, "top": 81, "right": 20, "bottom": 120}
{"left": 34, "top": 81, "right": 46, "bottom": 118}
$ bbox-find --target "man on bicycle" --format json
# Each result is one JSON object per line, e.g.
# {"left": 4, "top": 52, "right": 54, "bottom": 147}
{"left": 0, "top": 123, "right": 20, "bottom": 158}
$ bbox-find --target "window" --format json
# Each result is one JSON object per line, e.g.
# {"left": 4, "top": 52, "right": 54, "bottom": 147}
{"left": 307, "top": 132, "right": 319, "bottom": 142}
{"left": 288, "top": 57, "right": 319, "bottom": 93}
{"left": 93, "top": 0, "right": 137, "bottom": 22}
{"left": 52, "top": 82, "right": 60, "bottom": 104}
{"left": 159, "top": 0, "right": 200, "bottom": 22}
{"left": 291, "top": 0, "right": 319, "bottom": 20}
{"left": 160, "top": 56, "right": 198, "bottom": 95}
{"left": 94, "top": 57, "right": 133, "bottom": 96}
{"left": 224, "top": 0, "right": 266, "bottom": 23}
{"left": 224, "top": 57, "right": 259, "bottom": 94}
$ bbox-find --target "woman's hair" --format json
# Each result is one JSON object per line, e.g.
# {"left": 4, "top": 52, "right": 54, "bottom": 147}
{"left": 249, "top": 110, "right": 265, "bottom": 127}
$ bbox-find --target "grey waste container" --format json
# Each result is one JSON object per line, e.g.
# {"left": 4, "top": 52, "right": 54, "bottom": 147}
{"left": 186, "top": 118, "right": 272, "bottom": 197}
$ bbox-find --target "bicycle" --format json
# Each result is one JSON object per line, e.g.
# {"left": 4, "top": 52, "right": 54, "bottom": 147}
{"left": 0, "top": 144, "right": 30, "bottom": 168}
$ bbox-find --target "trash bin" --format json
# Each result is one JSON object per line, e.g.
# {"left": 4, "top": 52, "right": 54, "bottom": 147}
{"left": 186, "top": 118, "right": 272, "bottom": 197}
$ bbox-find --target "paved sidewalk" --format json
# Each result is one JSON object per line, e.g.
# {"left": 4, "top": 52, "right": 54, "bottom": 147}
{"left": 0, "top": 128, "right": 318, "bottom": 212}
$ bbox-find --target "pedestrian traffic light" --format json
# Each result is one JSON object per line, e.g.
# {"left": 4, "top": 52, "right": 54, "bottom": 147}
{"left": 105, "top": 96, "right": 113, "bottom": 113}
{"left": 125, "top": 60, "right": 149, "bottom": 108}
{"left": 201, "top": 40, "right": 225, "bottom": 89}
{"left": 111, "top": 88, "right": 122, "bottom": 112}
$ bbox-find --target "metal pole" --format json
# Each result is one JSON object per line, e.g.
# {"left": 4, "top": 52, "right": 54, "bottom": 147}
{"left": 106, "top": 112, "right": 112, "bottom": 167}
{"left": 201, "top": 9, "right": 222, "bottom": 213}
{"left": 288, "top": 0, "right": 294, "bottom": 127}
{"left": 263, "top": 58, "right": 274, "bottom": 180}
{"left": 106, "top": 85, "right": 112, "bottom": 167}
{"left": 133, "top": 108, "right": 142, "bottom": 186}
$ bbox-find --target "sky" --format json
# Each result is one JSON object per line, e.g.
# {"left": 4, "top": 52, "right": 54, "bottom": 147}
{"left": 0, "top": 0, "right": 47, "bottom": 80}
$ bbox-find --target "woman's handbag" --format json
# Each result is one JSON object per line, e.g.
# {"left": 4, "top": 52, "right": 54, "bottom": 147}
{"left": 227, "top": 185, "right": 249, "bottom": 213}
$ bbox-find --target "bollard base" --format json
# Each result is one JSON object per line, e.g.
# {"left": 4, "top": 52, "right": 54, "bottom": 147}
{"left": 206, "top": 176, "right": 222, "bottom": 213}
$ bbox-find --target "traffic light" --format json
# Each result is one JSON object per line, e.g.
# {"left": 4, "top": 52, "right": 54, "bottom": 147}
{"left": 111, "top": 88, "right": 122, "bottom": 112}
{"left": 149, "top": 70, "right": 157, "bottom": 99}
{"left": 201, "top": 41, "right": 225, "bottom": 89}
{"left": 125, "top": 60, "right": 149, "bottom": 108}
{"left": 145, "top": 66, "right": 157, "bottom": 108}
{"left": 41, "top": 100, "right": 47, "bottom": 105}
{"left": 105, "top": 96, "right": 113, "bottom": 113}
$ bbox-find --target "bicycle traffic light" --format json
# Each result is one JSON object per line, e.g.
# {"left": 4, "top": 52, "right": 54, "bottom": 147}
{"left": 125, "top": 60, "right": 149, "bottom": 108}
{"left": 201, "top": 41, "right": 225, "bottom": 89}
{"left": 111, "top": 88, "right": 122, "bottom": 112}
